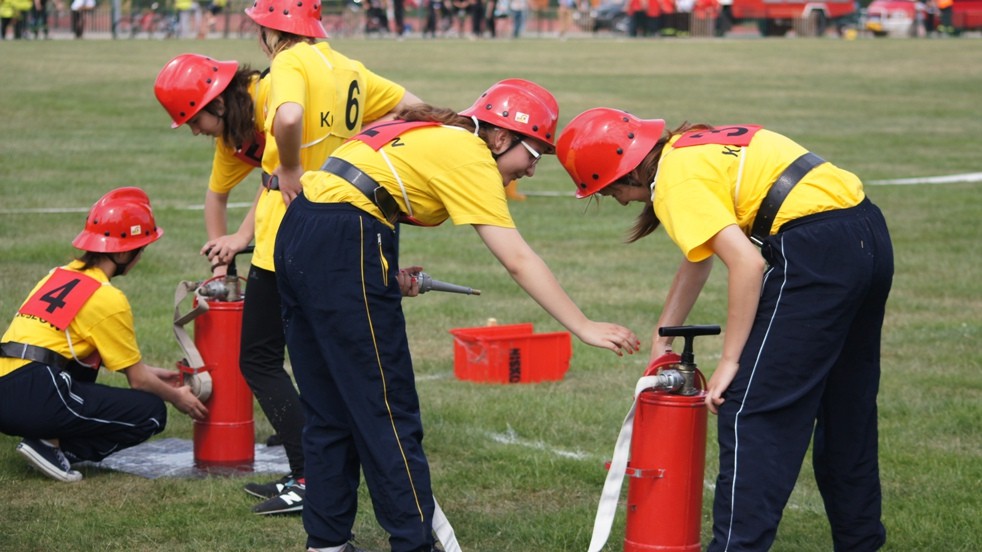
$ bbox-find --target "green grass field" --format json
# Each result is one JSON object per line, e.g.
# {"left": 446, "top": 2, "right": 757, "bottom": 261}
{"left": 0, "top": 37, "right": 980, "bottom": 551}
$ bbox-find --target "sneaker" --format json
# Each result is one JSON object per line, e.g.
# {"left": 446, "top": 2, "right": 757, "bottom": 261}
{"left": 16, "top": 438, "right": 83, "bottom": 482}
{"left": 306, "top": 543, "right": 375, "bottom": 552}
{"left": 252, "top": 479, "right": 305, "bottom": 515}
{"left": 244, "top": 474, "right": 295, "bottom": 500}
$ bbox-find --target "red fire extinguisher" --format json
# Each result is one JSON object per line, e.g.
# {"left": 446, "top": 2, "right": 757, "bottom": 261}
{"left": 589, "top": 325, "right": 720, "bottom": 552}
{"left": 174, "top": 248, "right": 255, "bottom": 468}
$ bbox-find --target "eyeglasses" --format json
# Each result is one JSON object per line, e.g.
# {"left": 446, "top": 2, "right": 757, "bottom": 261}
{"left": 519, "top": 140, "right": 541, "bottom": 166}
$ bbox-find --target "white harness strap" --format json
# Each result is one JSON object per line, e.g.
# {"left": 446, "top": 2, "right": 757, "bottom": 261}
{"left": 63, "top": 281, "right": 110, "bottom": 369}
{"left": 733, "top": 147, "right": 747, "bottom": 213}
{"left": 378, "top": 148, "right": 414, "bottom": 219}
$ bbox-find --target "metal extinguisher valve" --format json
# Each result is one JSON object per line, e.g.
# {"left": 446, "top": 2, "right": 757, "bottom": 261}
{"left": 658, "top": 325, "right": 721, "bottom": 396}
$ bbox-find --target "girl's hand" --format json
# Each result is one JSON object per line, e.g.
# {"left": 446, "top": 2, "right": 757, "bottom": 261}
{"left": 577, "top": 321, "right": 641, "bottom": 356}
{"left": 397, "top": 266, "right": 424, "bottom": 297}
{"left": 705, "top": 359, "right": 739, "bottom": 414}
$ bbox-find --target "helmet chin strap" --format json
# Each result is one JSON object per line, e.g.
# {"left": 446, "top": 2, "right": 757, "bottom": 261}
{"left": 108, "top": 248, "right": 142, "bottom": 278}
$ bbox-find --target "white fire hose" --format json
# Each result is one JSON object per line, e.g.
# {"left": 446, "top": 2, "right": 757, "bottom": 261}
{"left": 587, "top": 370, "right": 685, "bottom": 552}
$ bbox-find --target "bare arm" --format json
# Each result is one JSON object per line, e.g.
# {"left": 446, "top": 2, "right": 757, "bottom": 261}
{"left": 271, "top": 102, "right": 305, "bottom": 206}
{"left": 204, "top": 189, "right": 230, "bottom": 241}
{"left": 474, "top": 224, "right": 639, "bottom": 356}
{"left": 651, "top": 256, "right": 714, "bottom": 360}
{"left": 122, "top": 361, "right": 208, "bottom": 420}
{"left": 703, "top": 224, "right": 767, "bottom": 413}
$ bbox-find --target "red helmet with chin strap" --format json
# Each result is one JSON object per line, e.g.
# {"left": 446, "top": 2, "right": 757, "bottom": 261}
{"left": 72, "top": 187, "right": 164, "bottom": 253}
{"left": 460, "top": 78, "right": 559, "bottom": 153}
{"left": 154, "top": 54, "right": 238, "bottom": 128}
{"left": 556, "top": 108, "right": 665, "bottom": 198}
{"left": 245, "top": 0, "right": 328, "bottom": 38}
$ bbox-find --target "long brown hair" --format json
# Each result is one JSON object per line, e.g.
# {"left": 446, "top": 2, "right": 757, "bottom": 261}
{"left": 200, "top": 67, "right": 262, "bottom": 150}
{"left": 624, "top": 122, "right": 714, "bottom": 243}
{"left": 397, "top": 104, "right": 499, "bottom": 145}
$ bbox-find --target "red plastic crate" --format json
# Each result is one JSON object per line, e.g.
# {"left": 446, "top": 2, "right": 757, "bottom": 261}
{"left": 449, "top": 323, "right": 572, "bottom": 384}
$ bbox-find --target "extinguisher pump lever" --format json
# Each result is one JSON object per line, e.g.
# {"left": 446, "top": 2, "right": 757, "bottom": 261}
{"left": 658, "top": 325, "right": 721, "bottom": 395}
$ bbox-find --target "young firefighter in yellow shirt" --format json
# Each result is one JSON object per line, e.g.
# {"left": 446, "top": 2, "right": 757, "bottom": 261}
{"left": 0, "top": 188, "right": 207, "bottom": 482}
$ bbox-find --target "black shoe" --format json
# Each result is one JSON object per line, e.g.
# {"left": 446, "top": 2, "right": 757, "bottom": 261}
{"left": 265, "top": 433, "right": 283, "bottom": 446}
{"left": 244, "top": 474, "right": 295, "bottom": 500}
{"left": 16, "top": 438, "right": 83, "bottom": 482}
{"left": 252, "top": 480, "right": 305, "bottom": 515}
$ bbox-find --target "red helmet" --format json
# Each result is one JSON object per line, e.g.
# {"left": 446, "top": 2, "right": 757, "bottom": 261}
{"left": 245, "top": 0, "right": 327, "bottom": 38}
{"left": 556, "top": 108, "right": 665, "bottom": 198}
{"left": 460, "top": 78, "right": 559, "bottom": 152}
{"left": 72, "top": 187, "right": 164, "bottom": 253}
{"left": 154, "top": 54, "right": 238, "bottom": 129}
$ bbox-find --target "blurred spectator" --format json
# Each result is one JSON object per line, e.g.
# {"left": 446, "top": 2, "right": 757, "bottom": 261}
{"left": 921, "top": 0, "right": 939, "bottom": 35}
{"left": 29, "top": 0, "right": 50, "bottom": 38}
{"left": 451, "top": 0, "right": 471, "bottom": 36}
{"left": 424, "top": 0, "right": 450, "bottom": 36}
{"left": 198, "top": 0, "right": 226, "bottom": 38}
{"left": 936, "top": 0, "right": 953, "bottom": 34}
{"left": 174, "top": 0, "right": 201, "bottom": 38}
{"left": 391, "top": 0, "right": 407, "bottom": 35}
{"left": 557, "top": 0, "right": 578, "bottom": 37}
{"left": 627, "top": 0, "right": 661, "bottom": 36}
{"left": 485, "top": 0, "right": 504, "bottom": 36}
{"left": 69, "top": 0, "right": 94, "bottom": 38}
{"left": 509, "top": 0, "right": 528, "bottom": 37}
{"left": 714, "top": 0, "right": 732, "bottom": 35}
{"left": 470, "top": 0, "right": 484, "bottom": 37}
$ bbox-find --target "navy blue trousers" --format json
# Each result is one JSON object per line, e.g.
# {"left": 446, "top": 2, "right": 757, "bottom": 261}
{"left": 0, "top": 362, "right": 166, "bottom": 461}
{"left": 708, "top": 199, "right": 892, "bottom": 552}
{"left": 275, "top": 196, "right": 435, "bottom": 552}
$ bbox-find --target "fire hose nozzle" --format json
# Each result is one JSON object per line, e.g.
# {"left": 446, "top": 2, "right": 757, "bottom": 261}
{"left": 415, "top": 272, "right": 481, "bottom": 296}
{"left": 642, "top": 369, "right": 686, "bottom": 393}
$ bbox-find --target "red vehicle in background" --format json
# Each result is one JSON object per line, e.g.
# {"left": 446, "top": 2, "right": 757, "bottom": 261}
{"left": 729, "top": 0, "right": 857, "bottom": 35}
{"left": 952, "top": 0, "right": 982, "bottom": 31}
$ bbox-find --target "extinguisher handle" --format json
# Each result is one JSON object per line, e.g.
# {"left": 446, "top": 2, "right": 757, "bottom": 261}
{"left": 226, "top": 245, "right": 255, "bottom": 279}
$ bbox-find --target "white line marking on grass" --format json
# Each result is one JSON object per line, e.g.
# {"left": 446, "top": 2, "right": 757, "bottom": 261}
{"left": 415, "top": 372, "right": 451, "bottom": 382}
{"left": 4, "top": 175, "right": 978, "bottom": 215}
{"left": 487, "top": 424, "right": 591, "bottom": 460}
{"left": 0, "top": 202, "right": 254, "bottom": 215}
{"left": 868, "top": 172, "right": 982, "bottom": 185}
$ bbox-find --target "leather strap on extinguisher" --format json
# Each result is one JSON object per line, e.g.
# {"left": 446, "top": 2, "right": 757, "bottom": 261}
{"left": 172, "top": 280, "right": 214, "bottom": 400}
{"left": 587, "top": 352, "right": 683, "bottom": 552}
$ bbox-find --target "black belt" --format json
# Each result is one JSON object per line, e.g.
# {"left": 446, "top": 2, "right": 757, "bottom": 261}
{"left": 749, "top": 152, "right": 825, "bottom": 246}
{"left": 261, "top": 172, "right": 279, "bottom": 190}
{"left": 0, "top": 342, "right": 69, "bottom": 370}
{"left": 321, "top": 157, "right": 401, "bottom": 225}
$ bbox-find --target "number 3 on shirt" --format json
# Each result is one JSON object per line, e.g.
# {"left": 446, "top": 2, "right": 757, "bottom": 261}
{"left": 673, "top": 125, "right": 762, "bottom": 148}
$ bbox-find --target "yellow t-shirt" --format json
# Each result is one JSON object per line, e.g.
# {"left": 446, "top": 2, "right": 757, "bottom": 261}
{"left": 253, "top": 41, "right": 406, "bottom": 271}
{"left": 207, "top": 72, "right": 269, "bottom": 195}
{"left": 302, "top": 125, "right": 515, "bottom": 229}
{"left": 0, "top": 262, "right": 141, "bottom": 377}
{"left": 654, "top": 128, "right": 864, "bottom": 262}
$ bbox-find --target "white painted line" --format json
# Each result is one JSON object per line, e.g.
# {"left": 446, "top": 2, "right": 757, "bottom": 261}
{"left": 868, "top": 172, "right": 982, "bottom": 185}
{"left": 3, "top": 172, "right": 977, "bottom": 215}
{"left": 0, "top": 202, "right": 254, "bottom": 215}
{"left": 487, "top": 424, "right": 591, "bottom": 460}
